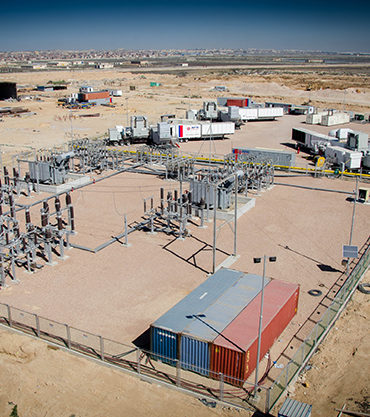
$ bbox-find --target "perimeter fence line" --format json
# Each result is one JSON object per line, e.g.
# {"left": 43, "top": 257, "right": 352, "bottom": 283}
{"left": 0, "top": 302, "right": 269, "bottom": 413}
{"left": 266, "top": 236, "right": 370, "bottom": 411}
{"left": 0, "top": 237, "right": 369, "bottom": 414}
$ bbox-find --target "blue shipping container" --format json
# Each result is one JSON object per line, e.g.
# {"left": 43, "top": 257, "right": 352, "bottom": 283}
{"left": 180, "top": 336, "right": 209, "bottom": 376}
{"left": 150, "top": 327, "right": 177, "bottom": 365}
{"left": 150, "top": 268, "right": 245, "bottom": 365}
{"left": 179, "top": 274, "right": 269, "bottom": 375}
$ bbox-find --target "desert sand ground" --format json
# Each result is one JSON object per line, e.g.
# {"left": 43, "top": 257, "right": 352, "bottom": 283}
{"left": 0, "top": 68, "right": 369, "bottom": 161}
{"left": 279, "top": 273, "right": 370, "bottom": 417}
{"left": 0, "top": 67, "right": 369, "bottom": 416}
{"left": 1, "top": 273, "right": 367, "bottom": 417}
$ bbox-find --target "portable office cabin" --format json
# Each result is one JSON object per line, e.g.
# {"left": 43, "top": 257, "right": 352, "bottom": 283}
{"left": 150, "top": 268, "right": 246, "bottom": 365}
{"left": 210, "top": 279, "right": 299, "bottom": 386}
{"left": 179, "top": 274, "right": 270, "bottom": 375}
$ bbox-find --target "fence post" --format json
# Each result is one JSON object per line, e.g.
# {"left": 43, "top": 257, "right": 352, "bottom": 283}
{"left": 7, "top": 305, "right": 12, "bottom": 327}
{"left": 136, "top": 349, "right": 141, "bottom": 375}
{"left": 100, "top": 336, "right": 104, "bottom": 361}
{"left": 285, "top": 362, "right": 290, "bottom": 388}
{"left": 314, "top": 322, "right": 319, "bottom": 344}
{"left": 176, "top": 360, "right": 181, "bottom": 387}
{"left": 35, "top": 314, "right": 40, "bottom": 337}
{"left": 66, "top": 324, "right": 71, "bottom": 349}
{"left": 219, "top": 372, "right": 224, "bottom": 401}
{"left": 265, "top": 387, "right": 271, "bottom": 414}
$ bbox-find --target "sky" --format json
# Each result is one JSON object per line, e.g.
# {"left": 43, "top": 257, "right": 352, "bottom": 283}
{"left": 1, "top": 0, "right": 370, "bottom": 53}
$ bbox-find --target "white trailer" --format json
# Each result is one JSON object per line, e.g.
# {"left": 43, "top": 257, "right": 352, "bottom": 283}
{"left": 292, "top": 128, "right": 339, "bottom": 153}
{"left": 325, "top": 145, "right": 362, "bottom": 169}
{"left": 257, "top": 107, "right": 283, "bottom": 119}
{"left": 321, "top": 112, "right": 350, "bottom": 126}
{"left": 306, "top": 111, "right": 330, "bottom": 125}
{"left": 163, "top": 121, "right": 235, "bottom": 142}
{"left": 200, "top": 122, "right": 235, "bottom": 137}
{"left": 238, "top": 107, "right": 283, "bottom": 121}
{"left": 172, "top": 123, "right": 202, "bottom": 140}
{"left": 239, "top": 108, "right": 258, "bottom": 121}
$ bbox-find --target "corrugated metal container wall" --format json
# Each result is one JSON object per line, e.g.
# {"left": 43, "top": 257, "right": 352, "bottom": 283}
{"left": 180, "top": 336, "right": 209, "bottom": 375}
{"left": 180, "top": 274, "right": 270, "bottom": 376}
{"left": 227, "top": 99, "right": 247, "bottom": 108}
{"left": 82, "top": 91, "right": 110, "bottom": 101}
{"left": 150, "top": 326, "right": 178, "bottom": 365}
{"left": 150, "top": 268, "right": 245, "bottom": 364}
{"left": 210, "top": 280, "right": 299, "bottom": 386}
{"left": 211, "top": 345, "right": 244, "bottom": 384}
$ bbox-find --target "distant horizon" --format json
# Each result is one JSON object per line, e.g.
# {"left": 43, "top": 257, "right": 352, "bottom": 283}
{"left": 2, "top": 0, "right": 370, "bottom": 53}
{"left": 2, "top": 47, "right": 370, "bottom": 55}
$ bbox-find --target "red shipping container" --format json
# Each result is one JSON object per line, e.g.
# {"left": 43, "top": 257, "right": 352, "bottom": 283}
{"left": 227, "top": 99, "right": 248, "bottom": 108}
{"left": 82, "top": 91, "right": 110, "bottom": 101}
{"left": 210, "top": 279, "right": 299, "bottom": 386}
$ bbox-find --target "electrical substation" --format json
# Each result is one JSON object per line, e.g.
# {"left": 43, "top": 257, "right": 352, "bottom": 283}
{"left": 0, "top": 108, "right": 369, "bottom": 414}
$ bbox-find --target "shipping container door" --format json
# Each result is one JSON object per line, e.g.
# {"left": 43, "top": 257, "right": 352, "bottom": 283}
{"left": 210, "top": 345, "right": 244, "bottom": 386}
{"left": 180, "top": 336, "right": 209, "bottom": 376}
{"left": 150, "top": 327, "right": 177, "bottom": 365}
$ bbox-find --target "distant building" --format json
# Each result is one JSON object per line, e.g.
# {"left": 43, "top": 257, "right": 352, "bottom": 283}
{"left": 79, "top": 86, "right": 94, "bottom": 93}
{"left": 306, "top": 59, "right": 324, "bottom": 63}
{"left": 37, "top": 85, "right": 67, "bottom": 92}
{"left": 95, "top": 62, "right": 114, "bottom": 69}
{"left": 21, "top": 63, "right": 47, "bottom": 70}
{"left": 78, "top": 90, "right": 111, "bottom": 105}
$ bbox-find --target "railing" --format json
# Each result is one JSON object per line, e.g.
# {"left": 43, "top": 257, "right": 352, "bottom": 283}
{"left": 267, "top": 238, "right": 370, "bottom": 411}
{"left": 0, "top": 302, "right": 269, "bottom": 413}
{"left": 1, "top": 239, "right": 368, "bottom": 414}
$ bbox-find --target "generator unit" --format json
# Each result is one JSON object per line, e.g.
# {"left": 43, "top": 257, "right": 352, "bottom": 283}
{"left": 127, "top": 115, "right": 149, "bottom": 139}
{"left": 347, "top": 131, "right": 369, "bottom": 152}
{"left": 198, "top": 101, "right": 218, "bottom": 120}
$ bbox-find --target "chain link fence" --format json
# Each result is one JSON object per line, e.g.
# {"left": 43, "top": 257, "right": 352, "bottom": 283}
{"left": 1, "top": 238, "right": 368, "bottom": 414}
{"left": 267, "top": 238, "right": 370, "bottom": 411}
{"left": 0, "top": 301, "right": 267, "bottom": 412}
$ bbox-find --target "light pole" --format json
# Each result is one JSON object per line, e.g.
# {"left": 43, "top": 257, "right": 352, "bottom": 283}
{"left": 253, "top": 255, "right": 276, "bottom": 396}
{"left": 186, "top": 314, "right": 245, "bottom": 354}
{"left": 125, "top": 97, "right": 129, "bottom": 126}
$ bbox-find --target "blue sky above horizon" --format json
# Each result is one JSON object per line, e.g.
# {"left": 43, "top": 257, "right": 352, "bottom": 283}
{"left": 2, "top": 0, "right": 370, "bottom": 53}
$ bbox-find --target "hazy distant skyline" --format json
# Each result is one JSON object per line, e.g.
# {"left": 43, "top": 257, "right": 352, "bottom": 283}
{"left": 2, "top": 0, "right": 370, "bottom": 53}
